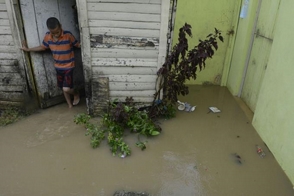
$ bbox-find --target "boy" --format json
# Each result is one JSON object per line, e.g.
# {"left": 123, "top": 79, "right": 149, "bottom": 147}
{"left": 21, "top": 17, "right": 80, "bottom": 108}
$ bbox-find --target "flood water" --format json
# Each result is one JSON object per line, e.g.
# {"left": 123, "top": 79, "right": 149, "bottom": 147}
{"left": 0, "top": 86, "right": 293, "bottom": 196}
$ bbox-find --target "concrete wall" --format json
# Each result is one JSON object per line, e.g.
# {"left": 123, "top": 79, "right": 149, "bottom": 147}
{"left": 172, "top": 0, "right": 240, "bottom": 85}
{"left": 227, "top": 0, "right": 294, "bottom": 184}
{"left": 175, "top": 0, "right": 294, "bottom": 185}
{"left": 252, "top": 0, "right": 294, "bottom": 185}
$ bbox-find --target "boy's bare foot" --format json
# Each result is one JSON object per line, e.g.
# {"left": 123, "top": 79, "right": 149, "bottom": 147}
{"left": 73, "top": 94, "right": 80, "bottom": 106}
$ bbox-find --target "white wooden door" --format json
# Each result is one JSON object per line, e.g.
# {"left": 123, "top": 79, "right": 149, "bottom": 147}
{"left": 241, "top": 0, "right": 280, "bottom": 112}
{"left": 20, "top": 0, "right": 82, "bottom": 108}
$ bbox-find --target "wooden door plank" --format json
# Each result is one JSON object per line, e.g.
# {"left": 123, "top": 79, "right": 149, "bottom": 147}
{"left": 0, "top": 26, "right": 11, "bottom": 34}
{"left": 88, "top": 12, "right": 160, "bottom": 22}
{"left": 0, "top": 59, "right": 17, "bottom": 66}
{"left": 99, "top": 75, "right": 157, "bottom": 83}
{"left": 91, "top": 48, "right": 158, "bottom": 58}
{"left": 0, "top": 3, "right": 6, "bottom": 10}
{"left": 90, "top": 27, "right": 160, "bottom": 38}
{"left": 58, "top": 0, "right": 80, "bottom": 39}
{"left": 157, "top": 0, "right": 170, "bottom": 68}
{"left": 0, "top": 35, "right": 14, "bottom": 45}
{"left": 91, "top": 58, "right": 158, "bottom": 67}
{"left": 0, "top": 52, "right": 17, "bottom": 59}
{"left": 0, "top": 100, "right": 22, "bottom": 107}
{"left": 0, "top": 85, "right": 23, "bottom": 91}
{"left": 0, "top": 65, "right": 19, "bottom": 72}
{"left": 89, "top": 20, "right": 160, "bottom": 30}
{"left": 20, "top": 0, "right": 49, "bottom": 95}
{"left": 110, "top": 90, "right": 155, "bottom": 97}
{"left": 110, "top": 97, "right": 153, "bottom": 102}
{"left": 0, "top": 92, "right": 24, "bottom": 101}
{"left": 77, "top": 0, "right": 92, "bottom": 84}
{"left": 87, "top": 3, "right": 161, "bottom": 14}
{"left": 0, "top": 12, "right": 8, "bottom": 19}
{"left": 92, "top": 66, "right": 157, "bottom": 75}
{"left": 0, "top": 45, "right": 17, "bottom": 53}
{"left": 0, "top": 74, "right": 23, "bottom": 85}
{"left": 0, "top": 19, "right": 10, "bottom": 26}
{"left": 87, "top": 0, "right": 160, "bottom": 4}
{"left": 109, "top": 82, "right": 155, "bottom": 91}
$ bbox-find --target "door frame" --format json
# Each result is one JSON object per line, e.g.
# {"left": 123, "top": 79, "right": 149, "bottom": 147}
{"left": 19, "top": 0, "right": 84, "bottom": 108}
{"left": 238, "top": 0, "right": 262, "bottom": 97}
{"left": 221, "top": 0, "right": 243, "bottom": 86}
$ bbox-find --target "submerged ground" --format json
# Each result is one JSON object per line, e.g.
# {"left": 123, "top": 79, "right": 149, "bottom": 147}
{"left": 0, "top": 86, "right": 293, "bottom": 196}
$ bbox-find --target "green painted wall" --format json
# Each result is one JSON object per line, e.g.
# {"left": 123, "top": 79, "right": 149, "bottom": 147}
{"left": 253, "top": 0, "right": 294, "bottom": 185}
{"left": 227, "top": 0, "right": 259, "bottom": 95}
{"left": 172, "top": 0, "right": 240, "bottom": 85}
{"left": 174, "top": 0, "right": 294, "bottom": 185}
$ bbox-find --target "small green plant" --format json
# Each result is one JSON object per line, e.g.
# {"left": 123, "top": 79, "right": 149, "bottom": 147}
{"left": 107, "top": 132, "right": 131, "bottom": 157}
{"left": 0, "top": 107, "right": 27, "bottom": 126}
{"left": 74, "top": 100, "right": 163, "bottom": 158}
{"left": 136, "top": 134, "right": 148, "bottom": 151}
{"left": 74, "top": 113, "right": 106, "bottom": 148}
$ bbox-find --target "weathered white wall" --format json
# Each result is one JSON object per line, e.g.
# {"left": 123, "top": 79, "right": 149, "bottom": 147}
{"left": 87, "top": 0, "right": 169, "bottom": 103}
{"left": 0, "top": 0, "right": 27, "bottom": 107}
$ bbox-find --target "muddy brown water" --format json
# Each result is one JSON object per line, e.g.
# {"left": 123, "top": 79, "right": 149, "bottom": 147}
{"left": 0, "top": 86, "right": 293, "bottom": 196}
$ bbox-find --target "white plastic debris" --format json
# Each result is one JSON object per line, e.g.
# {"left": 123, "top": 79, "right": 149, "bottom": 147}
{"left": 120, "top": 153, "right": 126, "bottom": 158}
{"left": 177, "top": 100, "right": 196, "bottom": 112}
{"left": 177, "top": 100, "right": 185, "bottom": 111}
{"left": 209, "top": 107, "right": 221, "bottom": 113}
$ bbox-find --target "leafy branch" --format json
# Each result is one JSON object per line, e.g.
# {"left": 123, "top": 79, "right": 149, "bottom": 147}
{"left": 150, "top": 23, "right": 223, "bottom": 117}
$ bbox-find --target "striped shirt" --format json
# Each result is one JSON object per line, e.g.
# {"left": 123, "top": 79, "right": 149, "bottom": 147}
{"left": 42, "top": 30, "right": 80, "bottom": 69}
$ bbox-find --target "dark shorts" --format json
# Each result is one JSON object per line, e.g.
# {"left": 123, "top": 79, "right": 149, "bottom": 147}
{"left": 56, "top": 68, "right": 74, "bottom": 88}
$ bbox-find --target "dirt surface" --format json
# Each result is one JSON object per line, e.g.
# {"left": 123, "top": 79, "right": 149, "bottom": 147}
{"left": 0, "top": 86, "right": 293, "bottom": 196}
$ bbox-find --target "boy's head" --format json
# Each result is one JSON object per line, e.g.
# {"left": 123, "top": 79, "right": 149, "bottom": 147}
{"left": 46, "top": 17, "right": 62, "bottom": 39}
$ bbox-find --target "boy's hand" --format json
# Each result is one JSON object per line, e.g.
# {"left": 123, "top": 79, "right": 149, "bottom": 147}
{"left": 20, "top": 40, "right": 30, "bottom": 52}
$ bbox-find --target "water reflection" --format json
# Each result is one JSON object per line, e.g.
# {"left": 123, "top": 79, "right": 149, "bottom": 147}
{"left": 158, "top": 151, "right": 206, "bottom": 196}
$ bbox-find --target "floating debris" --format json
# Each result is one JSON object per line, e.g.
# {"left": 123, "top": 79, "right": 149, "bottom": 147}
{"left": 256, "top": 145, "right": 266, "bottom": 158}
{"left": 120, "top": 153, "right": 126, "bottom": 158}
{"left": 113, "top": 191, "right": 149, "bottom": 196}
{"left": 234, "top": 154, "right": 241, "bottom": 159}
{"left": 208, "top": 107, "right": 221, "bottom": 113}
{"left": 231, "top": 153, "right": 243, "bottom": 165}
{"left": 177, "top": 100, "right": 196, "bottom": 112}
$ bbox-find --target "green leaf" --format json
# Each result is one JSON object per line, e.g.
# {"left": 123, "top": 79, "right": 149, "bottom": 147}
{"left": 219, "top": 36, "right": 224, "bottom": 42}
{"left": 151, "top": 131, "right": 160, "bottom": 136}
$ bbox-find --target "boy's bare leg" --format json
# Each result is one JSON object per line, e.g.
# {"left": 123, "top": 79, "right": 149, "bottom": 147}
{"left": 63, "top": 90, "right": 73, "bottom": 108}
{"left": 63, "top": 87, "right": 80, "bottom": 108}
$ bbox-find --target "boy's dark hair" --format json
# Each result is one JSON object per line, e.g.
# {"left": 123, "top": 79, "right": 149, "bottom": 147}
{"left": 46, "top": 17, "right": 60, "bottom": 29}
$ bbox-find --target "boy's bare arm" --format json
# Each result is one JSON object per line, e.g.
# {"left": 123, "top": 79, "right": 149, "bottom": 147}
{"left": 21, "top": 45, "right": 46, "bottom": 52}
{"left": 20, "top": 40, "right": 46, "bottom": 52}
